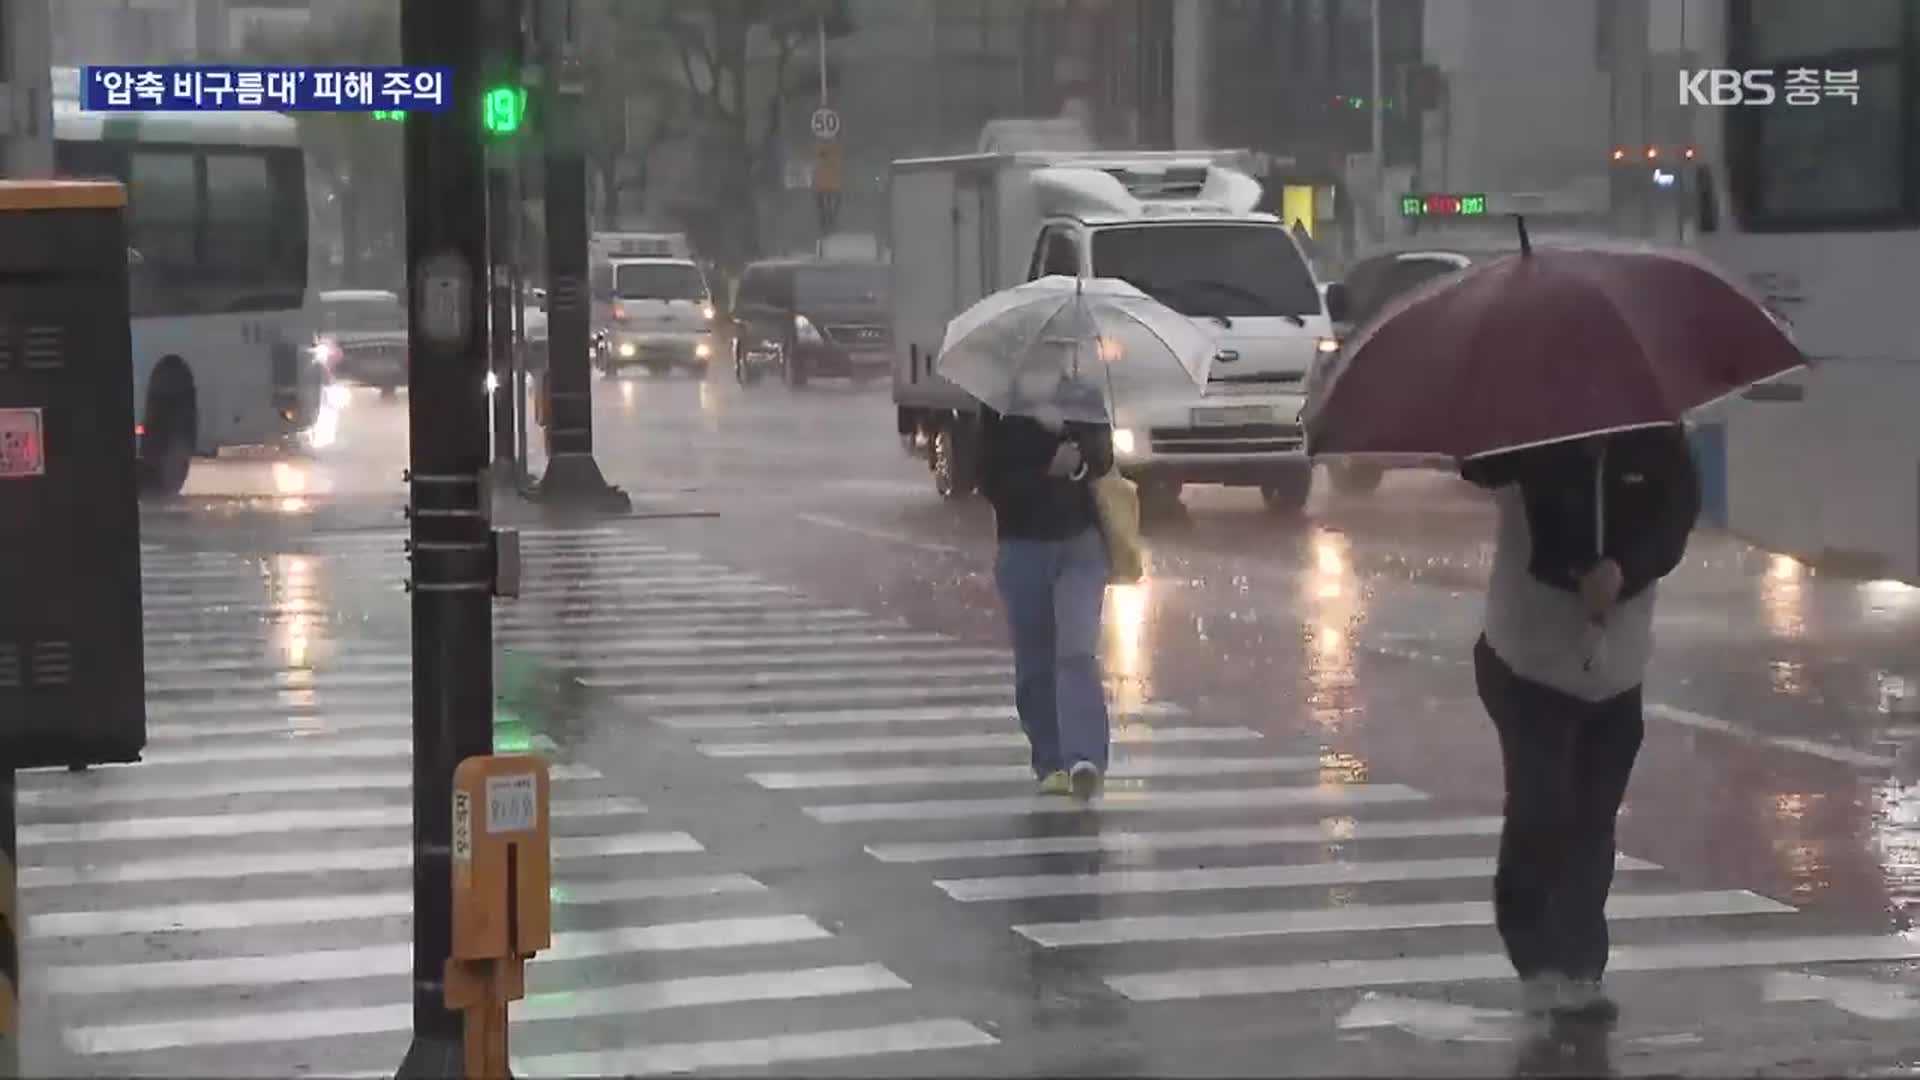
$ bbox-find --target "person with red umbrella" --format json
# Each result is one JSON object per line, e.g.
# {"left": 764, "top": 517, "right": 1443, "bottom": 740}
{"left": 1461, "top": 425, "right": 1699, "bottom": 1021}
{"left": 1304, "top": 218, "right": 1802, "bottom": 1021}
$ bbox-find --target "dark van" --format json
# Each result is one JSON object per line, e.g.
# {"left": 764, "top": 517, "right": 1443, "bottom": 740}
{"left": 730, "top": 257, "right": 890, "bottom": 387}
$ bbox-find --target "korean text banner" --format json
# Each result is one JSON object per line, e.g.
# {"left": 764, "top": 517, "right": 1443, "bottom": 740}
{"left": 81, "top": 66, "right": 451, "bottom": 112}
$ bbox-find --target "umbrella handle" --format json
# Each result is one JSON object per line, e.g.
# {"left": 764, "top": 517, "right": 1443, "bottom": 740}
{"left": 1594, "top": 445, "right": 1606, "bottom": 560}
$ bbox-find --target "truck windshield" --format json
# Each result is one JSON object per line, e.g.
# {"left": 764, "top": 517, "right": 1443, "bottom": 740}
{"left": 614, "top": 264, "right": 707, "bottom": 301}
{"left": 1091, "top": 224, "right": 1320, "bottom": 319}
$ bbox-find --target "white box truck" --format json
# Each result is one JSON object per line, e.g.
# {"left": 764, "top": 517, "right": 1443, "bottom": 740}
{"left": 889, "top": 150, "right": 1348, "bottom": 513}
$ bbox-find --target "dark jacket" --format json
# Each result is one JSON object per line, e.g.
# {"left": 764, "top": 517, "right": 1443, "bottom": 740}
{"left": 1462, "top": 424, "right": 1700, "bottom": 601}
{"left": 978, "top": 407, "right": 1115, "bottom": 541}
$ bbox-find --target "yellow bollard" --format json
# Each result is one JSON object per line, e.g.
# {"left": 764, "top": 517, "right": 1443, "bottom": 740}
{"left": 446, "top": 754, "right": 552, "bottom": 1079}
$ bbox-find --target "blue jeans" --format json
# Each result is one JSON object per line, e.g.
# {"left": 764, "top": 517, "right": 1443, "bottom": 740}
{"left": 995, "top": 528, "right": 1111, "bottom": 776}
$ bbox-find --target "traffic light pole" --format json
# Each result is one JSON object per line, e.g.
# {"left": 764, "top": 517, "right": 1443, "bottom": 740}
{"left": 487, "top": 160, "right": 517, "bottom": 479}
{"left": 486, "top": 0, "right": 523, "bottom": 484}
{"left": 396, "top": 0, "right": 496, "bottom": 1074}
{"left": 533, "top": 0, "right": 629, "bottom": 507}
{"left": 534, "top": 0, "right": 627, "bottom": 511}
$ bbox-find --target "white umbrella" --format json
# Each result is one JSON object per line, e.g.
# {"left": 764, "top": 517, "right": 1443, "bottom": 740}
{"left": 935, "top": 275, "right": 1216, "bottom": 424}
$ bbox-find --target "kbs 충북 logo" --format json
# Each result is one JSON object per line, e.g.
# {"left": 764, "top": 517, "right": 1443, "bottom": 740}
{"left": 1679, "top": 68, "right": 1861, "bottom": 106}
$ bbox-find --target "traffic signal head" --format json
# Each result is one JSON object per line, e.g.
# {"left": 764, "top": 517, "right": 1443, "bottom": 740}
{"left": 483, "top": 85, "right": 527, "bottom": 135}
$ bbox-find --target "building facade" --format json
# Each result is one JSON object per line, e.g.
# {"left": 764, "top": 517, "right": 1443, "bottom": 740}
{"left": 1, "top": 0, "right": 54, "bottom": 178}
{"left": 1197, "top": 0, "right": 1425, "bottom": 264}
{"left": 752, "top": 0, "right": 1181, "bottom": 258}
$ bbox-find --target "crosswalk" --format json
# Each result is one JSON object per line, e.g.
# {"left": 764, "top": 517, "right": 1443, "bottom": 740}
{"left": 17, "top": 528, "right": 995, "bottom": 1077}
{"left": 468, "top": 528, "right": 1920, "bottom": 1043}
{"left": 25, "top": 522, "right": 1920, "bottom": 1075}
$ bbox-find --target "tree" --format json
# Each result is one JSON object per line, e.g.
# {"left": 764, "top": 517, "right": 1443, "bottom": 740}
{"left": 577, "top": 0, "right": 689, "bottom": 228}
{"left": 620, "top": 0, "right": 853, "bottom": 268}
{"left": 230, "top": 2, "right": 402, "bottom": 287}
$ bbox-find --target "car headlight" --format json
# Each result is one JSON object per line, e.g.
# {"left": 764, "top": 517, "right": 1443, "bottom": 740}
{"left": 795, "top": 314, "right": 822, "bottom": 343}
{"left": 701, "top": 304, "right": 715, "bottom": 320}
{"left": 1316, "top": 337, "right": 1340, "bottom": 354}
{"left": 618, "top": 342, "right": 636, "bottom": 357}
{"left": 695, "top": 342, "right": 711, "bottom": 359}
{"left": 1113, "top": 428, "right": 1139, "bottom": 456}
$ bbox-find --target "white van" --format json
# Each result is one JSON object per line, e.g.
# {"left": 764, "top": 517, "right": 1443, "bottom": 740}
{"left": 589, "top": 257, "right": 716, "bottom": 376}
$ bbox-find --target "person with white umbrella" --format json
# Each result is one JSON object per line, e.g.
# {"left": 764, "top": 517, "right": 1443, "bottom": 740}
{"left": 939, "top": 276, "right": 1213, "bottom": 800}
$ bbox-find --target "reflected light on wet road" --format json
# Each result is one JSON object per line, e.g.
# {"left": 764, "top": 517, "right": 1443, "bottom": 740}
{"left": 1874, "top": 780, "right": 1920, "bottom": 925}
{"left": 1767, "top": 791, "right": 1832, "bottom": 905}
{"left": 1105, "top": 581, "right": 1153, "bottom": 713}
{"left": 271, "top": 554, "right": 315, "bottom": 671}
{"left": 698, "top": 380, "right": 721, "bottom": 425}
{"left": 272, "top": 462, "right": 311, "bottom": 515}
{"left": 1304, "top": 528, "right": 1361, "bottom": 732}
{"left": 1762, "top": 554, "right": 1807, "bottom": 641}
{"left": 273, "top": 463, "right": 307, "bottom": 495}
{"left": 307, "top": 384, "right": 349, "bottom": 449}
{"left": 620, "top": 380, "right": 637, "bottom": 412}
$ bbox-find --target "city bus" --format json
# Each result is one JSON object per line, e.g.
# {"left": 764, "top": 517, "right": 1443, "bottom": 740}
{"left": 50, "top": 67, "right": 318, "bottom": 496}
{"left": 1688, "top": 1, "right": 1920, "bottom": 581}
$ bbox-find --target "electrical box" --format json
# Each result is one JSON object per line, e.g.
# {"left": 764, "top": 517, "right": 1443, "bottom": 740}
{"left": 0, "top": 180, "right": 146, "bottom": 770}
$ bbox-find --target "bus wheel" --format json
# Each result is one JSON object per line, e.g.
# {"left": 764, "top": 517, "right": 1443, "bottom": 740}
{"left": 139, "top": 363, "right": 196, "bottom": 498}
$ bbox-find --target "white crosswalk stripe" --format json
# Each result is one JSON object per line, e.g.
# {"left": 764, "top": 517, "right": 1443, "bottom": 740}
{"left": 28, "top": 531, "right": 995, "bottom": 1076}
{"left": 104, "top": 525, "right": 1918, "bottom": 1073}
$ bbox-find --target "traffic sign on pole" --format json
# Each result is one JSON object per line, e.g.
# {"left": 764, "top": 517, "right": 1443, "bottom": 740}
{"left": 813, "top": 140, "right": 843, "bottom": 194}
{"left": 810, "top": 107, "right": 841, "bottom": 141}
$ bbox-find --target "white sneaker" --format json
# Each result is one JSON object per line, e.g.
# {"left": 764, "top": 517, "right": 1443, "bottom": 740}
{"left": 1068, "top": 760, "right": 1102, "bottom": 801}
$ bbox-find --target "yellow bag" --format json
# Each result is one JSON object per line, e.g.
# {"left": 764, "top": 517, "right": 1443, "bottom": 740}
{"left": 1090, "top": 470, "right": 1145, "bottom": 585}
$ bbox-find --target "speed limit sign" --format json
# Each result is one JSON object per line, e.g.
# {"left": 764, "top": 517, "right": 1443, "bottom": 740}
{"left": 810, "top": 107, "right": 840, "bottom": 141}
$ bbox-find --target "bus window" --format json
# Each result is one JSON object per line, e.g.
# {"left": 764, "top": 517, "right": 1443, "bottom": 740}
{"left": 128, "top": 149, "right": 198, "bottom": 270}
{"left": 263, "top": 148, "right": 308, "bottom": 304}
{"left": 205, "top": 152, "right": 274, "bottom": 279}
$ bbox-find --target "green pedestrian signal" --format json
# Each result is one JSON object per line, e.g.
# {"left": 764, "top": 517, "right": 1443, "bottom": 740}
{"left": 483, "top": 85, "right": 527, "bottom": 135}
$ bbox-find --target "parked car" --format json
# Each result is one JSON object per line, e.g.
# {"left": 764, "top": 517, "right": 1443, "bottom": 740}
{"left": 731, "top": 257, "right": 890, "bottom": 387}
{"left": 313, "top": 289, "right": 407, "bottom": 396}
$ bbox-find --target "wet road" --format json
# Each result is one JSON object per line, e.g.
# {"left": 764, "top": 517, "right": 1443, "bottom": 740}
{"left": 21, "top": 373, "right": 1920, "bottom": 1076}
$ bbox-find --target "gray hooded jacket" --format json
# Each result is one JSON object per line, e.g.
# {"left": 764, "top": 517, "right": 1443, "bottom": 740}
{"left": 1466, "top": 426, "right": 1701, "bottom": 702}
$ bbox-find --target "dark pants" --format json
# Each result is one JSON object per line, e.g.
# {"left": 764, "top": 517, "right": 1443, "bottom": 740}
{"left": 1474, "top": 635, "right": 1645, "bottom": 982}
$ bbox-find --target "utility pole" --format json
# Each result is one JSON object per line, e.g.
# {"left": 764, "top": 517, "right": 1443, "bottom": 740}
{"left": 395, "top": 0, "right": 497, "bottom": 1074}
{"left": 535, "top": 0, "right": 629, "bottom": 511}
{"left": 486, "top": 0, "right": 525, "bottom": 484}
{"left": 1369, "top": 0, "right": 1386, "bottom": 244}
{"left": 811, "top": 12, "right": 842, "bottom": 259}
